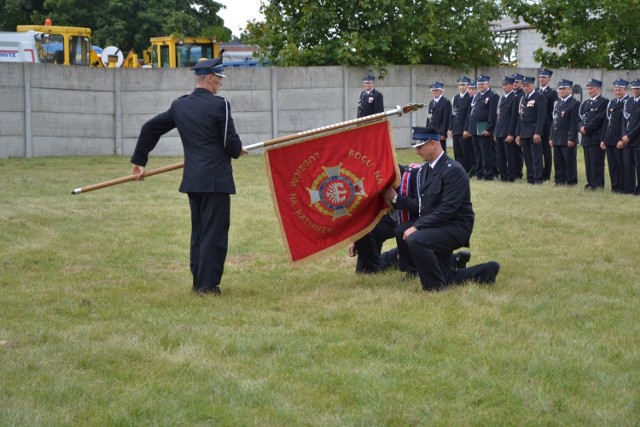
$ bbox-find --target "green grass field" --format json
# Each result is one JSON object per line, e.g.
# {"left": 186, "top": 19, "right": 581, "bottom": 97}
{"left": 1, "top": 150, "right": 638, "bottom": 425}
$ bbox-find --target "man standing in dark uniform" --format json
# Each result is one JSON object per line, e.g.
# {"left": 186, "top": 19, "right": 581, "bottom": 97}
{"left": 130, "top": 58, "right": 247, "bottom": 295}
{"left": 537, "top": 68, "right": 558, "bottom": 181}
{"left": 350, "top": 73, "right": 388, "bottom": 272}
{"left": 549, "top": 79, "right": 580, "bottom": 186}
{"left": 620, "top": 79, "right": 640, "bottom": 195}
{"left": 515, "top": 76, "right": 547, "bottom": 184}
{"left": 466, "top": 75, "right": 499, "bottom": 180}
{"left": 511, "top": 73, "right": 526, "bottom": 179}
{"left": 384, "top": 128, "right": 500, "bottom": 291}
{"left": 600, "top": 79, "right": 628, "bottom": 193}
{"left": 426, "top": 81, "right": 452, "bottom": 152}
{"left": 357, "top": 75, "right": 384, "bottom": 118}
{"left": 449, "top": 76, "right": 473, "bottom": 173}
{"left": 578, "top": 78, "right": 608, "bottom": 190}
{"left": 494, "top": 76, "right": 518, "bottom": 182}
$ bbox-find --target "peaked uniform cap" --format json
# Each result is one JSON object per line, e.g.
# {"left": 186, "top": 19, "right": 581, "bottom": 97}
{"left": 191, "top": 58, "right": 225, "bottom": 77}
{"left": 411, "top": 127, "right": 440, "bottom": 147}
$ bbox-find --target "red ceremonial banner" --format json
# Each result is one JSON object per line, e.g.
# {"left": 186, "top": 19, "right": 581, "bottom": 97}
{"left": 265, "top": 119, "right": 400, "bottom": 263}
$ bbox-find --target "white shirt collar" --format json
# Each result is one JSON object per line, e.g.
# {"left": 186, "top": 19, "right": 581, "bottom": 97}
{"left": 430, "top": 152, "right": 445, "bottom": 169}
{"left": 433, "top": 95, "right": 443, "bottom": 103}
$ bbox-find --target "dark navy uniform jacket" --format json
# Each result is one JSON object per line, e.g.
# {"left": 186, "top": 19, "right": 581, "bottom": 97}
{"left": 515, "top": 91, "right": 547, "bottom": 138}
{"left": 395, "top": 154, "right": 474, "bottom": 247}
{"left": 578, "top": 95, "right": 608, "bottom": 147}
{"left": 357, "top": 89, "right": 384, "bottom": 118}
{"left": 131, "top": 88, "right": 244, "bottom": 194}
{"left": 426, "top": 96, "right": 452, "bottom": 138}
{"left": 449, "top": 92, "right": 471, "bottom": 135}
{"left": 467, "top": 89, "right": 499, "bottom": 136}
{"left": 538, "top": 86, "right": 558, "bottom": 133}
{"left": 494, "top": 91, "right": 518, "bottom": 138}
{"left": 622, "top": 97, "right": 640, "bottom": 146}
{"left": 550, "top": 97, "right": 579, "bottom": 145}
{"left": 601, "top": 96, "right": 628, "bottom": 145}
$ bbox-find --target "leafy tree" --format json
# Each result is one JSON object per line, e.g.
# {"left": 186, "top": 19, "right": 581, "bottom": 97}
{"left": 503, "top": 0, "right": 640, "bottom": 69}
{"left": 243, "top": 0, "right": 503, "bottom": 69}
{"left": 0, "top": 0, "right": 47, "bottom": 30}
{"left": 0, "top": 0, "right": 233, "bottom": 54}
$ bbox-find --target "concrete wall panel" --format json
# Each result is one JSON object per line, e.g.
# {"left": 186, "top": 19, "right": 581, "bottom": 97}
{"left": 32, "top": 137, "right": 115, "bottom": 156}
{"left": 0, "top": 137, "right": 24, "bottom": 158}
{"left": 0, "top": 112, "right": 25, "bottom": 136}
{"left": 0, "top": 87, "right": 25, "bottom": 111}
{"left": 32, "top": 112, "right": 114, "bottom": 138}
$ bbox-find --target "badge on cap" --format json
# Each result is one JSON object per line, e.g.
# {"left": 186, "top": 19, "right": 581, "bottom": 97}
{"left": 539, "top": 68, "right": 553, "bottom": 77}
{"left": 557, "top": 79, "right": 573, "bottom": 89}
{"left": 586, "top": 78, "right": 602, "bottom": 87}
{"left": 191, "top": 57, "right": 225, "bottom": 77}
{"left": 411, "top": 127, "right": 440, "bottom": 147}
{"left": 613, "top": 78, "right": 629, "bottom": 88}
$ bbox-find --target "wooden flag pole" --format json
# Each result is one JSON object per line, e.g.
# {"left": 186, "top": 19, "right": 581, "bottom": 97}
{"left": 71, "top": 103, "right": 424, "bottom": 195}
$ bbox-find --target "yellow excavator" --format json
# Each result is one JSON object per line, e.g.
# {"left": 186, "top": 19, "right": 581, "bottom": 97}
{"left": 144, "top": 36, "right": 220, "bottom": 68}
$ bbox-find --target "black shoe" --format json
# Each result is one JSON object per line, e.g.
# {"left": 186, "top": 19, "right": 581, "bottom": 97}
{"left": 400, "top": 272, "right": 417, "bottom": 282}
{"left": 453, "top": 250, "right": 471, "bottom": 270}
{"left": 193, "top": 286, "right": 222, "bottom": 296}
{"left": 478, "top": 261, "right": 500, "bottom": 284}
{"left": 422, "top": 283, "right": 449, "bottom": 292}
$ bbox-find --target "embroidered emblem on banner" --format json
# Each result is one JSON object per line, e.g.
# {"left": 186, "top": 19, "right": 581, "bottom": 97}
{"left": 308, "top": 164, "right": 366, "bottom": 219}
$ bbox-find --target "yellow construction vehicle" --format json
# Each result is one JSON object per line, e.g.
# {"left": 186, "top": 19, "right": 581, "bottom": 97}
{"left": 144, "top": 36, "right": 220, "bottom": 68}
{"left": 7, "top": 20, "right": 216, "bottom": 68}
{"left": 15, "top": 21, "right": 92, "bottom": 65}
{"left": 13, "top": 19, "right": 138, "bottom": 67}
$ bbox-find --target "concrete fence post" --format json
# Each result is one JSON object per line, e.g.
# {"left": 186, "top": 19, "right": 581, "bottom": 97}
{"left": 271, "top": 66, "right": 278, "bottom": 139}
{"left": 114, "top": 69, "right": 122, "bottom": 155}
{"left": 23, "top": 64, "right": 32, "bottom": 158}
{"left": 343, "top": 66, "right": 349, "bottom": 121}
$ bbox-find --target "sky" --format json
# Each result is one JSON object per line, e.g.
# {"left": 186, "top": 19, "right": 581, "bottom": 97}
{"left": 217, "top": 0, "right": 267, "bottom": 37}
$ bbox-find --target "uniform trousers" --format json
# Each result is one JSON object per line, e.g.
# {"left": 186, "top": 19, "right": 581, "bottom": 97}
{"left": 395, "top": 222, "right": 495, "bottom": 291}
{"left": 552, "top": 145, "right": 578, "bottom": 185}
{"left": 583, "top": 145, "right": 605, "bottom": 189}
{"left": 495, "top": 137, "right": 516, "bottom": 181}
{"left": 354, "top": 214, "right": 397, "bottom": 273}
{"left": 542, "top": 131, "right": 552, "bottom": 181}
{"left": 453, "top": 134, "right": 475, "bottom": 174}
{"left": 514, "top": 143, "right": 524, "bottom": 179}
{"left": 622, "top": 145, "right": 640, "bottom": 195}
{"left": 474, "top": 134, "right": 495, "bottom": 179}
{"left": 188, "top": 192, "right": 230, "bottom": 292}
{"left": 604, "top": 145, "right": 624, "bottom": 192}
{"left": 521, "top": 138, "right": 543, "bottom": 184}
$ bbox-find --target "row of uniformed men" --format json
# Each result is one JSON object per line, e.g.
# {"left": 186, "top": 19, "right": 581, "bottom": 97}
{"left": 425, "top": 70, "right": 640, "bottom": 194}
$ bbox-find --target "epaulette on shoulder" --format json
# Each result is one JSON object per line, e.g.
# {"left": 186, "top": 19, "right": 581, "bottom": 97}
{"left": 214, "top": 95, "right": 226, "bottom": 100}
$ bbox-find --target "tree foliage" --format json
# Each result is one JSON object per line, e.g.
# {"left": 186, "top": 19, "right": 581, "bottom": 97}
{"left": 0, "top": 0, "right": 232, "bottom": 54}
{"left": 243, "top": 0, "right": 502, "bottom": 69}
{"left": 503, "top": 0, "right": 640, "bottom": 69}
